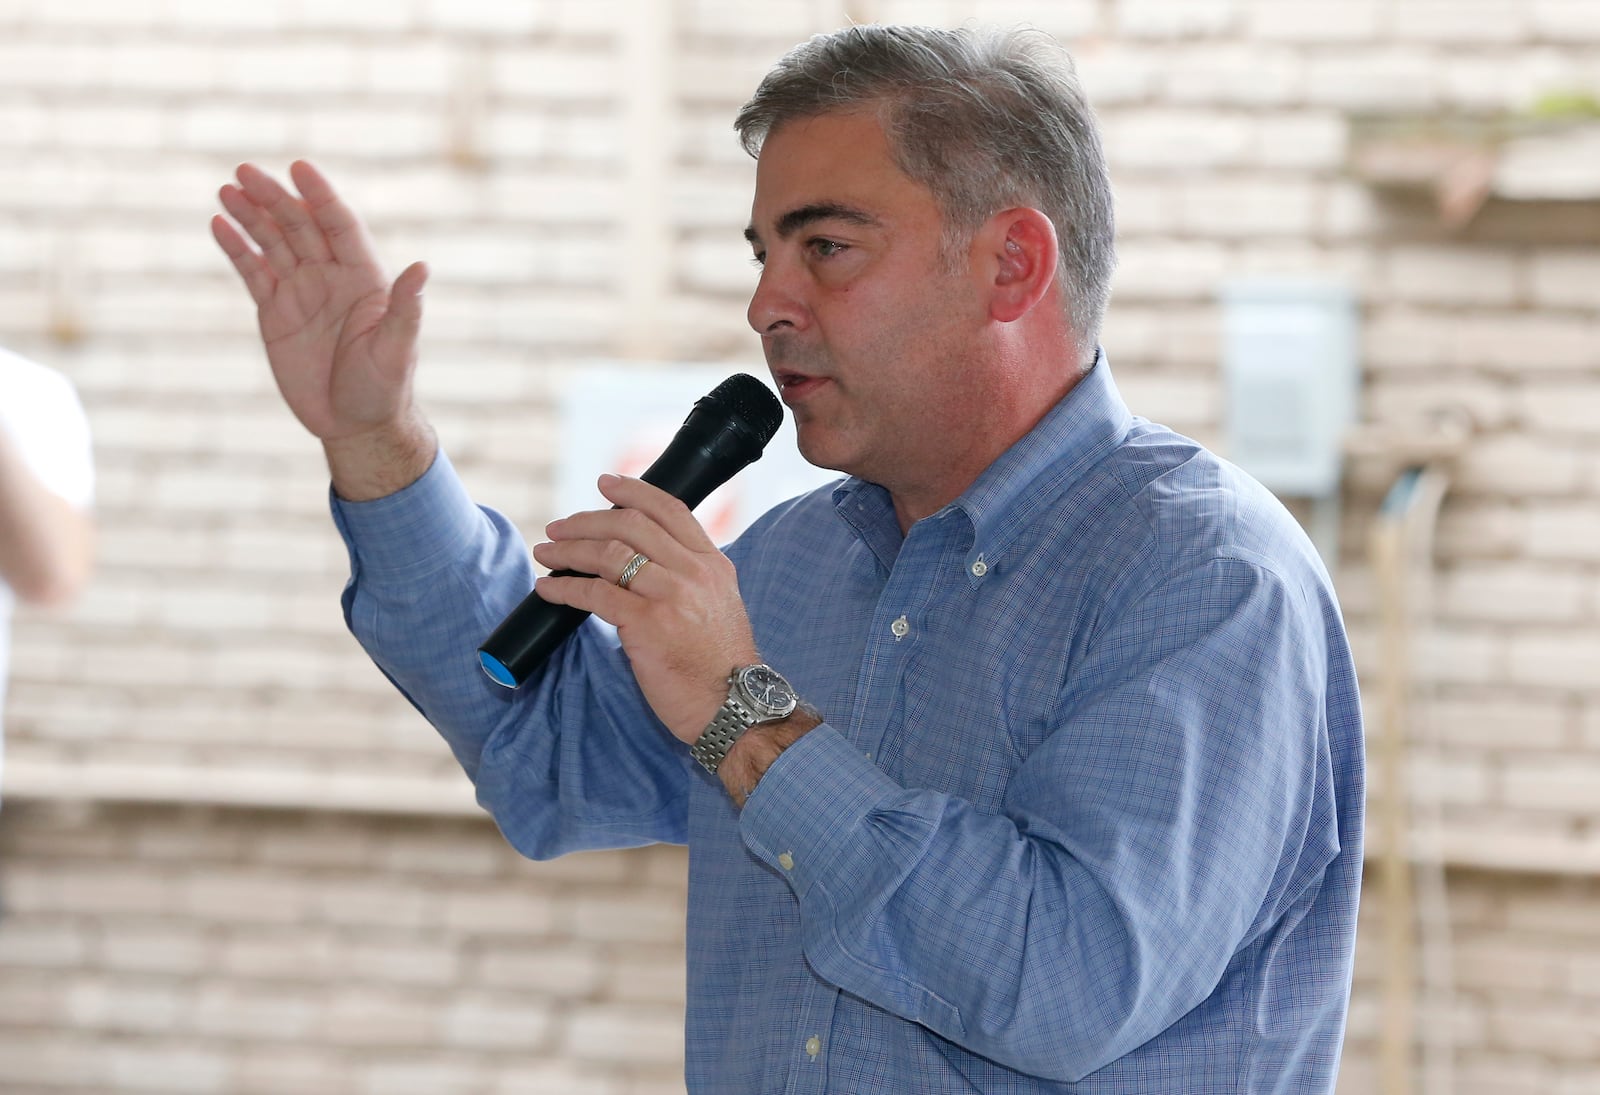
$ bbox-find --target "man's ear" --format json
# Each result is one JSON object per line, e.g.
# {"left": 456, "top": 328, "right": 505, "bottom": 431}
{"left": 978, "top": 208, "right": 1059, "bottom": 324}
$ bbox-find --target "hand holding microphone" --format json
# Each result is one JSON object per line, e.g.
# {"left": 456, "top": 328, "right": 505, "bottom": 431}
{"left": 478, "top": 374, "right": 784, "bottom": 689}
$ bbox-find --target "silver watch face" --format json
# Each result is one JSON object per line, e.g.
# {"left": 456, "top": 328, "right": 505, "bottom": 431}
{"left": 736, "top": 664, "right": 798, "bottom": 720}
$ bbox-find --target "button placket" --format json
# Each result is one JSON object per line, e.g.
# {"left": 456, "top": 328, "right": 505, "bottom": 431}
{"left": 846, "top": 531, "right": 939, "bottom": 767}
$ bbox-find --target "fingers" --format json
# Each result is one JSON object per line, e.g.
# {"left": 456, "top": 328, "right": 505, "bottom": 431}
{"left": 210, "top": 214, "right": 276, "bottom": 307}
{"left": 218, "top": 178, "right": 298, "bottom": 279}
{"left": 218, "top": 160, "right": 376, "bottom": 283}
{"left": 535, "top": 478, "right": 708, "bottom": 599}
{"left": 535, "top": 476, "right": 721, "bottom": 599}
{"left": 533, "top": 568, "right": 636, "bottom": 623}
{"left": 596, "top": 475, "right": 720, "bottom": 552}
{"left": 215, "top": 159, "right": 402, "bottom": 321}
{"left": 531, "top": 542, "right": 693, "bottom": 629}
{"left": 290, "top": 159, "right": 380, "bottom": 267}
{"left": 541, "top": 494, "right": 703, "bottom": 577}
{"left": 236, "top": 162, "right": 335, "bottom": 265}
{"left": 616, "top": 551, "right": 650, "bottom": 591}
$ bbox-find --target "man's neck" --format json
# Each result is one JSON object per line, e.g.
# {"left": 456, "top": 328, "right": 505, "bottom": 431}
{"left": 885, "top": 356, "right": 1092, "bottom": 534}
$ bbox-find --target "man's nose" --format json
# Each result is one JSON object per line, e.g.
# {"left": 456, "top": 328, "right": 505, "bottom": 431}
{"left": 747, "top": 260, "right": 807, "bottom": 336}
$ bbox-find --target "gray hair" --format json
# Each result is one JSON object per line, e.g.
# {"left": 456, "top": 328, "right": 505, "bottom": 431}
{"left": 735, "top": 23, "right": 1117, "bottom": 353}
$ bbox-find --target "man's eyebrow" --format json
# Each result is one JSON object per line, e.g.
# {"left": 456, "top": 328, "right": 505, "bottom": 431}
{"left": 743, "top": 202, "right": 882, "bottom": 246}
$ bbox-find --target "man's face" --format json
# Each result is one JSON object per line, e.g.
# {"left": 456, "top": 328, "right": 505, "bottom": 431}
{"left": 744, "top": 111, "right": 989, "bottom": 499}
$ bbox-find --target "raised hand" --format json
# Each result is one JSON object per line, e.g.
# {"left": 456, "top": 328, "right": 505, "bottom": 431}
{"left": 212, "top": 160, "right": 435, "bottom": 497}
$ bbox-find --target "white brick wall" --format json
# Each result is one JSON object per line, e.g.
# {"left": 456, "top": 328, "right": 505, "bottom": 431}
{"left": 1246, "top": 0, "right": 1386, "bottom": 42}
{"left": 0, "top": 0, "right": 1597, "bottom": 1090}
{"left": 0, "top": 804, "right": 690, "bottom": 1093}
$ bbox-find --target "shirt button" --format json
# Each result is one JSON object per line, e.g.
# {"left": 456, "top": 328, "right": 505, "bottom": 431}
{"left": 805, "top": 1035, "right": 822, "bottom": 1058}
{"left": 971, "top": 557, "right": 988, "bottom": 577}
{"left": 890, "top": 615, "right": 910, "bottom": 638}
{"left": 778, "top": 851, "right": 795, "bottom": 871}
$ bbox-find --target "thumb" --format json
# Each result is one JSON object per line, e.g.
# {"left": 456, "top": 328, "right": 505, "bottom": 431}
{"left": 379, "top": 260, "right": 428, "bottom": 349}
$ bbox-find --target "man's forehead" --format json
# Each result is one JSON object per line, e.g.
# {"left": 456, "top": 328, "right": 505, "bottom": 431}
{"left": 745, "top": 112, "right": 920, "bottom": 235}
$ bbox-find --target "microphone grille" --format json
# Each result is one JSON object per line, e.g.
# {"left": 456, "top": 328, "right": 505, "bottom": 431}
{"left": 706, "top": 373, "right": 784, "bottom": 446}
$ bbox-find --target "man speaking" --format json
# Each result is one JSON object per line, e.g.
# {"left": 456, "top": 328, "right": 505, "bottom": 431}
{"left": 213, "top": 23, "right": 1363, "bottom": 1093}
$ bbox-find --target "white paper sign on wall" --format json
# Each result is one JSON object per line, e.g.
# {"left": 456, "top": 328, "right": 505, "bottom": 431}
{"left": 555, "top": 363, "right": 839, "bottom": 546}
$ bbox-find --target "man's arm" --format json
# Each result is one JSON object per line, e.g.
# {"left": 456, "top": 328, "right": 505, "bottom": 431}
{"left": 0, "top": 424, "right": 93, "bottom": 606}
{"left": 331, "top": 450, "right": 694, "bottom": 857}
{"left": 717, "top": 710, "right": 819, "bottom": 809}
{"left": 216, "top": 162, "right": 691, "bottom": 854}
{"left": 322, "top": 413, "right": 438, "bottom": 503}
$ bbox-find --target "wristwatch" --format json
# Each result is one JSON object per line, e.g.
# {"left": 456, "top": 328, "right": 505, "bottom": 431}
{"left": 691, "top": 663, "right": 799, "bottom": 774}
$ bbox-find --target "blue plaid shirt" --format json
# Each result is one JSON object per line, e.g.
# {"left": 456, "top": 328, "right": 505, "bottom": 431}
{"left": 334, "top": 354, "right": 1363, "bottom": 1093}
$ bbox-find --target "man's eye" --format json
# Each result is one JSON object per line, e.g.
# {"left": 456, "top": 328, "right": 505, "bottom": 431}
{"left": 810, "top": 238, "right": 845, "bottom": 258}
{"left": 750, "top": 251, "right": 766, "bottom": 267}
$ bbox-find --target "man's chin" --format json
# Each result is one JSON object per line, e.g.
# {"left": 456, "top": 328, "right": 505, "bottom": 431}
{"left": 794, "top": 431, "right": 854, "bottom": 478}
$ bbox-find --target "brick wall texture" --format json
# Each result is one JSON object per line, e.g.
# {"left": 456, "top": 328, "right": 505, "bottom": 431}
{"left": 1, "top": 0, "right": 1598, "bottom": 1091}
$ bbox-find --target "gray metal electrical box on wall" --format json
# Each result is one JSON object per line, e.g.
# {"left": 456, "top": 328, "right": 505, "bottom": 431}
{"left": 1220, "top": 278, "right": 1360, "bottom": 563}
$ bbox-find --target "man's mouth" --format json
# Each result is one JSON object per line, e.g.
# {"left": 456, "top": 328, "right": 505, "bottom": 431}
{"left": 774, "top": 371, "right": 828, "bottom": 400}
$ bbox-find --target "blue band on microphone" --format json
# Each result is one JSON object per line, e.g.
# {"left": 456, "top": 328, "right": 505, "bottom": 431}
{"left": 478, "top": 650, "right": 518, "bottom": 688}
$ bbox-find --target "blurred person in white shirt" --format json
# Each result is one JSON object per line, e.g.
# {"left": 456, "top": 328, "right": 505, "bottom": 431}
{"left": 0, "top": 346, "right": 95, "bottom": 796}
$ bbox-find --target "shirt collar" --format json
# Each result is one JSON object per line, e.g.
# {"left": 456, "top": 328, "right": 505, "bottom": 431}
{"left": 831, "top": 348, "right": 1134, "bottom": 565}
{"left": 949, "top": 347, "right": 1133, "bottom": 556}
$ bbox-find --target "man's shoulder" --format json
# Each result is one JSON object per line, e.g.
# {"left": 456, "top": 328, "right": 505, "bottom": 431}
{"left": 1089, "top": 419, "right": 1328, "bottom": 588}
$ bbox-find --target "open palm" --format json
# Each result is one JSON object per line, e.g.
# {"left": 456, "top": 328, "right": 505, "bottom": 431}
{"left": 212, "top": 160, "right": 427, "bottom": 443}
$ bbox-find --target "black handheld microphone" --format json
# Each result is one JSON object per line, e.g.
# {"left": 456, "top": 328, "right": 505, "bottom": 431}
{"left": 477, "top": 373, "right": 785, "bottom": 688}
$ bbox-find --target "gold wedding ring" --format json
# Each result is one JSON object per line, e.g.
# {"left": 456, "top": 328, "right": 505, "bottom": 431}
{"left": 617, "top": 552, "right": 649, "bottom": 590}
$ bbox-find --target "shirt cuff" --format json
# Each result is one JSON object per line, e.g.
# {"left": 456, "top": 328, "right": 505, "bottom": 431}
{"left": 739, "top": 722, "right": 907, "bottom": 898}
{"left": 328, "top": 448, "right": 487, "bottom": 582}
